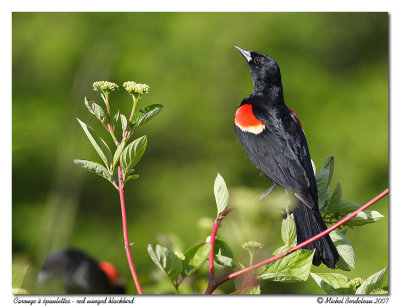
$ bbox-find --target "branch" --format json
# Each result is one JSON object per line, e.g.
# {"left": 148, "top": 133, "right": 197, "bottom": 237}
{"left": 118, "top": 165, "right": 143, "bottom": 294}
{"left": 206, "top": 208, "right": 234, "bottom": 292}
{"left": 204, "top": 188, "right": 388, "bottom": 294}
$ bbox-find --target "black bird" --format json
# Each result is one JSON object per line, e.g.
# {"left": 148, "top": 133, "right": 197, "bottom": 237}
{"left": 233, "top": 46, "right": 339, "bottom": 268}
{"left": 37, "top": 248, "right": 125, "bottom": 294}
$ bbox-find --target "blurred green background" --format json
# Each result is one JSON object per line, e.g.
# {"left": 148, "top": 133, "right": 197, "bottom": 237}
{"left": 12, "top": 12, "right": 388, "bottom": 294}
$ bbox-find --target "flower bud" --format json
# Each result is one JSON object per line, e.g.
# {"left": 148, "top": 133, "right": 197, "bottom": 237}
{"left": 348, "top": 277, "right": 365, "bottom": 291}
{"left": 123, "top": 81, "right": 149, "bottom": 99}
{"left": 370, "top": 288, "right": 388, "bottom": 295}
{"left": 174, "top": 251, "right": 185, "bottom": 261}
{"left": 93, "top": 81, "right": 119, "bottom": 94}
{"left": 242, "top": 241, "right": 263, "bottom": 252}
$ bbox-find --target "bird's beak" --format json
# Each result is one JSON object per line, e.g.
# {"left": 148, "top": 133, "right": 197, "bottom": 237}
{"left": 235, "top": 46, "right": 252, "bottom": 62}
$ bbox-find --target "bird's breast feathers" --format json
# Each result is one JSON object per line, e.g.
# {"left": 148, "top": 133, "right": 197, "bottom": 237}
{"left": 234, "top": 104, "right": 266, "bottom": 134}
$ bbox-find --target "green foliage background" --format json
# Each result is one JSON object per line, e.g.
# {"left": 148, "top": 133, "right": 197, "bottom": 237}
{"left": 12, "top": 12, "right": 388, "bottom": 294}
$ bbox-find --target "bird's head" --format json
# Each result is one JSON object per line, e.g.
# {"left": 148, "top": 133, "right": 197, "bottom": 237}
{"left": 235, "top": 46, "right": 282, "bottom": 93}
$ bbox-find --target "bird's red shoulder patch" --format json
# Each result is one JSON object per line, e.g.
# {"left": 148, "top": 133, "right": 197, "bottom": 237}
{"left": 288, "top": 107, "right": 303, "bottom": 129}
{"left": 234, "top": 104, "right": 266, "bottom": 134}
{"left": 99, "top": 261, "right": 120, "bottom": 285}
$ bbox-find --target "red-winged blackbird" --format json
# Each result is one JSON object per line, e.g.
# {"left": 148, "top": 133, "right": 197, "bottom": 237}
{"left": 37, "top": 248, "right": 125, "bottom": 294}
{"left": 234, "top": 46, "right": 339, "bottom": 268}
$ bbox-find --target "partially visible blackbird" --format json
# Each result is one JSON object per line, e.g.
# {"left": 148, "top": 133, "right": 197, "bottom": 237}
{"left": 234, "top": 46, "right": 339, "bottom": 268}
{"left": 37, "top": 248, "right": 125, "bottom": 294}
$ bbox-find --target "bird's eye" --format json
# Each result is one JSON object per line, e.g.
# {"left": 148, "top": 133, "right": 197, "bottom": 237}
{"left": 254, "top": 57, "right": 260, "bottom": 64}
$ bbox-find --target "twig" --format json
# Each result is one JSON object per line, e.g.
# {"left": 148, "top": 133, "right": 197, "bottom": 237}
{"left": 129, "top": 95, "right": 139, "bottom": 123}
{"left": 118, "top": 164, "right": 143, "bottom": 294}
{"left": 206, "top": 208, "right": 234, "bottom": 293}
{"left": 204, "top": 188, "right": 388, "bottom": 294}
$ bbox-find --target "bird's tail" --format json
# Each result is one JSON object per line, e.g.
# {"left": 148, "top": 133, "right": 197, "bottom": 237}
{"left": 292, "top": 201, "right": 339, "bottom": 268}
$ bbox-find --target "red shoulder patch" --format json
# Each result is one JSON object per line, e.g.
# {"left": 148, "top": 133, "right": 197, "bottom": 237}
{"left": 288, "top": 107, "right": 302, "bottom": 129}
{"left": 234, "top": 104, "right": 265, "bottom": 134}
{"left": 99, "top": 261, "right": 120, "bottom": 285}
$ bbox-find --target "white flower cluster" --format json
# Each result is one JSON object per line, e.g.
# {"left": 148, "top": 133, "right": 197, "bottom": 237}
{"left": 93, "top": 81, "right": 119, "bottom": 93}
{"left": 123, "top": 81, "right": 150, "bottom": 96}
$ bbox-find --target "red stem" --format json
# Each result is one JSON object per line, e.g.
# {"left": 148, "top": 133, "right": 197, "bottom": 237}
{"left": 118, "top": 165, "right": 143, "bottom": 294}
{"left": 207, "top": 208, "right": 234, "bottom": 287}
{"left": 205, "top": 188, "right": 388, "bottom": 294}
{"left": 208, "top": 222, "right": 219, "bottom": 284}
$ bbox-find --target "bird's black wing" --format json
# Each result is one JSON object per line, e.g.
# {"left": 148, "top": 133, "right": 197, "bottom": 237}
{"left": 235, "top": 103, "right": 315, "bottom": 207}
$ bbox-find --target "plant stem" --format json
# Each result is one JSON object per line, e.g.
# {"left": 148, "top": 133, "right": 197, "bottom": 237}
{"left": 174, "top": 284, "right": 180, "bottom": 294}
{"left": 109, "top": 130, "right": 119, "bottom": 146}
{"left": 118, "top": 165, "right": 143, "bottom": 294}
{"left": 206, "top": 208, "right": 234, "bottom": 292}
{"left": 249, "top": 252, "right": 254, "bottom": 266}
{"left": 101, "top": 93, "right": 113, "bottom": 127}
{"left": 99, "top": 94, "right": 118, "bottom": 145}
{"left": 204, "top": 188, "right": 388, "bottom": 294}
{"left": 129, "top": 95, "right": 138, "bottom": 123}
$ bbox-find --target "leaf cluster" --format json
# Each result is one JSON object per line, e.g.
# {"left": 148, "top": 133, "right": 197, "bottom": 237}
{"left": 311, "top": 266, "right": 388, "bottom": 294}
{"left": 147, "top": 158, "right": 386, "bottom": 294}
{"left": 73, "top": 82, "right": 163, "bottom": 188}
{"left": 260, "top": 157, "right": 386, "bottom": 291}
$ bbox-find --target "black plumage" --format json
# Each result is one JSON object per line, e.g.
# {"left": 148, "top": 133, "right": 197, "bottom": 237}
{"left": 37, "top": 248, "right": 125, "bottom": 294}
{"left": 234, "top": 46, "right": 339, "bottom": 268}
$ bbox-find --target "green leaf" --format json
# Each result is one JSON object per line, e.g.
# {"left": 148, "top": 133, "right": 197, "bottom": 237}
{"left": 259, "top": 249, "right": 314, "bottom": 282}
{"left": 330, "top": 183, "right": 342, "bottom": 206}
{"left": 214, "top": 173, "right": 229, "bottom": 215}
{"left": 318, "top": 186, "right": 330, "bottom": 211}
{"left": 212, "top": 238, "right": 241, "bottom": 267}
{"left": 214, "top": 238, "right": 234, "bottom": 259}
{"left": 130, "top": 104, "right": 164, "bottom": 131}
{"left": 123, "top": 169, "right": 139, "bottom": 182}
{"left": 72, "top": 159, "right": 111, "bottom": 181}
{"left": 232, "top": 286, "right": 261, "bottom": 294}
{"left": 12, "top": 264, "right": 28, "bottom": 289}
{"left": 310, "top": 273, "right": 353, "bottom": 294}
{"left": 323, "top": 198, "right": 384, "bottom": 227}
{"left": 125, "top": 168, "right": 136, "bottom": 176}
{"left": 120, "top": 136, "right": 147, "bottom": 172}
{"left": 113, "top": 110, "right": 120, "bottom": 127}
{"left": 329, "top": 230, "right": 355, "bottom": 271}
{"left": 120, "top": 114, "right": 128, "bottom": 132}
{"left": 272, "top": 245, "right": 290, "bottom": 256}
{"left": 334, "top": 200, "right": 361, "bottom": 214}
{"left": 346, "top": 210, "right": 384, "bottom": 226}
{"left": 125, "top": 174, "right": 139, "bottom": 182}
{"left": 148, "top": 244, "right": 182, "bottom": 283}
{"left": 100, "top": 138, "right": 113, "bottom": 157}
{"left": 316, "top": 168, "right": 329, "bottom": 199}
{"left": 281, "top": 215, "right": 296, "bottom": 246}
{"left": 334, "top": 254, "right": 352, "bottom": 272}
{"left": 122, "top": 169, "right": 139, "bottom": 183}
{"left": 112, "top": 139, "right": 126, "bottom": 170}
{"left": 316, "top": 157, "right": 335, "bottom": 210}
{"left": 322, "top": 156, "right": 334, "bottom": 185}
{"left": 356, "top": 266, "right": 388, "bottom": 294}
{"left": 84, "top": 97, "right": 107, "bottom": 123}
{"left": 214, "top": 254, "right": 243, "bottom": 269}
{"left": 324, "top": 183, "right": 342, "bottom": 214}
{"left": 181, "top": 243, "right": 211, "bottom": 278}
{"left": 215, "top": 254, "right": 234, "bottom": 267}
{"left": 77, "top": 118, "right": 113, "bottom": 169}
